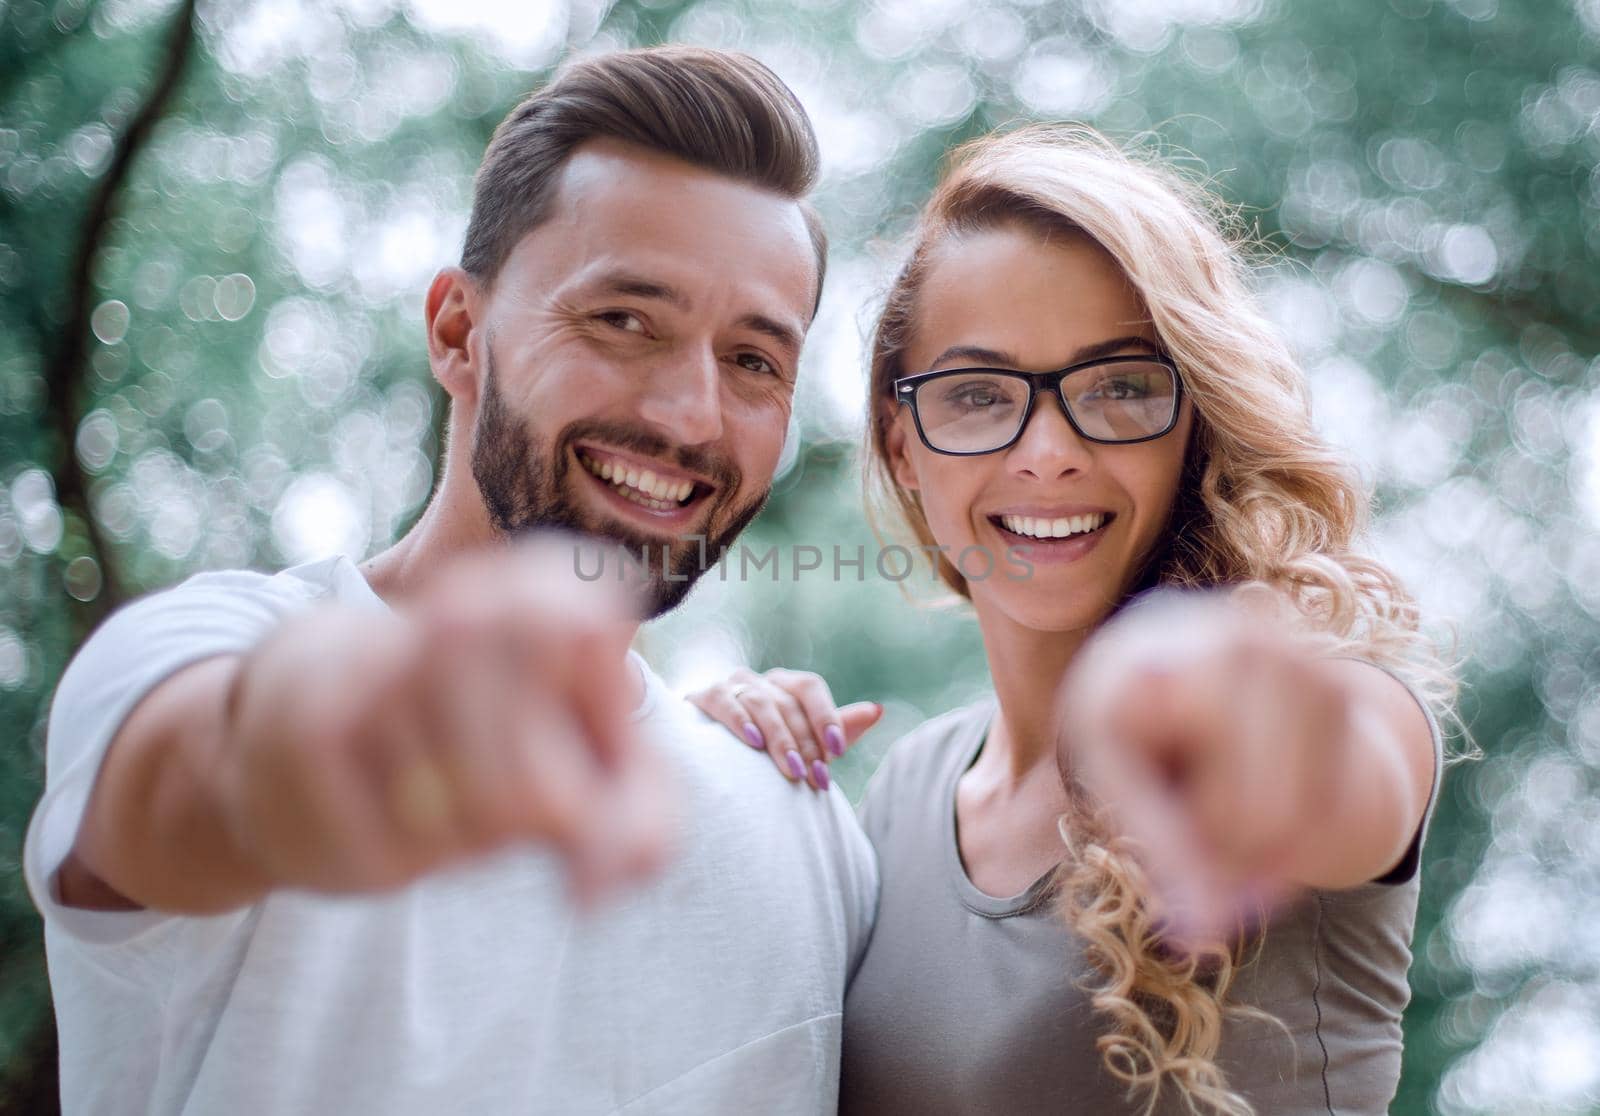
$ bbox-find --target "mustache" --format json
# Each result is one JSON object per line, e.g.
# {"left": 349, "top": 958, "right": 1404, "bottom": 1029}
{"left": 556, "top": 419, "right": 742, "bottom": 491}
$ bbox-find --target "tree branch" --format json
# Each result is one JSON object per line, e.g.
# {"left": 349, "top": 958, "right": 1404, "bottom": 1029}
{"left": 42, "top": 0, "right": 199, "bottom": 627}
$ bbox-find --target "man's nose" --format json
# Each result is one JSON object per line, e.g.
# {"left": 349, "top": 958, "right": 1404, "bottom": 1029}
{"left": 1007, "top": 393, "right": 1093, "bottom": 480}
{"left": 636, "top": 345, "right": 724, "bottom": 446}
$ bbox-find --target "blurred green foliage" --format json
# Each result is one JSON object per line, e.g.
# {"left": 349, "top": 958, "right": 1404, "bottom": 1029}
{"left": 3, "top": 0, "right": 1598, "bottom": 1112}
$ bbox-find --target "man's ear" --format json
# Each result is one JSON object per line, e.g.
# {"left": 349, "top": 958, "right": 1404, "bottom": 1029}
{"left": 881, "top": 404, "right": 920, "bottom": 492}
{"left": 426, "top": 267, "right": 484, "bottom": 407}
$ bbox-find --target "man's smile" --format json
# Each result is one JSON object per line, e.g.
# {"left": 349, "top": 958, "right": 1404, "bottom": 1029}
{"left": 573, "top": 444, "right": 717, "bottom": 531}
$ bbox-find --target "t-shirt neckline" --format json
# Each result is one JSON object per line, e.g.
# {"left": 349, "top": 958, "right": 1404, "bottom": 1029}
{"left": 337, "top": 556, "right": 660, "bottom": 722}
{"left": 944, "top": 697, "right": 1061, "bottom": 920}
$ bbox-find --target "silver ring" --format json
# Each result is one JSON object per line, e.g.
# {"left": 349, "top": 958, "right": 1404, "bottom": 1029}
{"left": 728, "top": 684, "right": 752, "bottom": 701}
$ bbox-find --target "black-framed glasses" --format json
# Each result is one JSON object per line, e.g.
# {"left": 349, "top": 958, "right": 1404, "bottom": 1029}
{"left": 893, "top": 355, "right": 1183, "bottom": 456}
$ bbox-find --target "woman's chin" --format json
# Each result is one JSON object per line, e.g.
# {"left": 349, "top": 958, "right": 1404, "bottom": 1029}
{"left": 973, "top": 587, "right": 1117, "bottom": 638}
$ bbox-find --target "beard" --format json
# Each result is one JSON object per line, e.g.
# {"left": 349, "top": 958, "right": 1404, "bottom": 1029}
{"left": 469, "top": 349, "right": 772, "bottom": 619}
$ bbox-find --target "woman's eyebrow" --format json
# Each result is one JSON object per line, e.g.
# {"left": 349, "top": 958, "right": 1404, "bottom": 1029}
{"left": 929, "top": 335, "right": 1159, "bottom": 368}
{"left": 1068, "top": 335, "right": 1161, "bottom": 363}
{"left": 930, "top": 344, "right": 1016, "bottom": 367}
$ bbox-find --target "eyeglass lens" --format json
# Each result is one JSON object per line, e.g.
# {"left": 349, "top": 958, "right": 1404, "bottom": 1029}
{"left": 913, "top": 361, "right": 1177, "bottom": 453}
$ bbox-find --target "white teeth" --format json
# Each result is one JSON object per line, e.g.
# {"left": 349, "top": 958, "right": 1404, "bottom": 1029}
{"left": 580, "top": 451, "right": 696, "bottom": 507}
{"left": 1000, "top": 512, "right": 1106, "bottom": 539}
{"left": 616, "top": 486, "right": 674, "bottom": 511}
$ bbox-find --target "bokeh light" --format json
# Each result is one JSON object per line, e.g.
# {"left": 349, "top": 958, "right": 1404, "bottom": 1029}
{"left": 2, "top": 0, "right": 1598, "bottom": 1111}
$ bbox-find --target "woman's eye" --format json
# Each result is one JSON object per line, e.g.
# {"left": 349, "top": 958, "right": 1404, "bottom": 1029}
{"left": 734, "top": 352, "right": 779, "bottom": 376}
{"left": 1087, "top": 377, "right": 1147, "bottom": 401}
{"left": 596, "top": 311, "right": 647, "bottom": 334}
{"left": 950, "top": 388, "right": 1002, "bottom": 408}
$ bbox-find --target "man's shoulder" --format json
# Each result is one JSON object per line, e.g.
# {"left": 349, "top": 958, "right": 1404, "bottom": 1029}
{"left": 53, "top": 556, "right": 377, "bottom": 738}
{"left": 645, "top": 685, "right": 869, "bottom": 837}
{"left": 96, "top": 556, "right": 376, "bottom": 638}
{"left": 633, "top": 684, "right": 877, "bottom": 924}
{"left": 649, "top": 687, "right": 833, "bottom": 805}
{"left": 158, "top": 555, "right": 371, "bottom": 609}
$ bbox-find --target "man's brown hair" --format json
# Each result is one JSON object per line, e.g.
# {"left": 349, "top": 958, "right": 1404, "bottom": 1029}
{"left": 461, "top": 45, "right": 827, "bottom": 302}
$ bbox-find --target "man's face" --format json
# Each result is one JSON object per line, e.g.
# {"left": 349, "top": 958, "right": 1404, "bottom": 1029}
{"left": 464, "top": 139, "right": 818, "bottom": 617}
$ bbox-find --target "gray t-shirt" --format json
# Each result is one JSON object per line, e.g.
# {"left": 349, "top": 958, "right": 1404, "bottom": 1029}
{"left": 841, "top": 692, "right": 1443, "bottom": 1116}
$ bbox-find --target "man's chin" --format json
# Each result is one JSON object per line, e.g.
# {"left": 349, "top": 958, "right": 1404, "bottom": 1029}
{"left": 523, "top": 480, "right": 768, "bottom": 619}
{"left": 566, "top": 514, "right": 700, "bottom": 563}
{"left": 550, "top": 519, "right": 714, "bottom": 619}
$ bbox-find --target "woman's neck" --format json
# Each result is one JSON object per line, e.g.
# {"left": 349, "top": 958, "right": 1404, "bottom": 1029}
{"left": 970, "top": 602, "right": 1092, "bottom": 789}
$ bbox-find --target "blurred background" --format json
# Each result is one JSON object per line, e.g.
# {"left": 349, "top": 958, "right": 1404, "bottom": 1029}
{"left": 1, "top": 0, "right": 1597, "bottom": 1111}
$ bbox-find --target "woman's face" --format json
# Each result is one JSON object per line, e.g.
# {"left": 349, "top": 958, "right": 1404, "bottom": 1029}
{"left": 885, "top": 223, "right": 1195, "bottom": 636}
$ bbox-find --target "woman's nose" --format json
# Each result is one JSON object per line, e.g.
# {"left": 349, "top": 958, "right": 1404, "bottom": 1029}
{"left": 1006, "top": 393, "right": 1093, "bottom": 480}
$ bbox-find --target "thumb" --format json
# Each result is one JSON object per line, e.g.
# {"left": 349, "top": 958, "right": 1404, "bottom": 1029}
{"left": 838, "top": 701, "right": 884, "bottom": 745}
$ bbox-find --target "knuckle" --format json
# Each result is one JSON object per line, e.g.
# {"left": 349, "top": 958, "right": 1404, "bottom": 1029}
{"left": 796, "top": 674, "right": 831, "bottom": 700}
{"left": 526, "top": 787, "right": 584, "bottom": 844}
{"left": 774, "top": 690, "right": 807, "bottom": 719}
{"left": 455, "top": 784, "right": 512, "bottom": 847}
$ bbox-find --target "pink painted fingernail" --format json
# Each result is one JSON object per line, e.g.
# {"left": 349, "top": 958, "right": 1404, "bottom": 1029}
{"left": 824, "top": 724, "right": 845, "bottom": 756}
{"left": 742, "top": 722, "right": 765, "bottom": 750}
{"left": 810, "top": 759, "right": 831, "bottom": 791}
{"left": 784, "top": 750, "right": 805, "bottom": 779}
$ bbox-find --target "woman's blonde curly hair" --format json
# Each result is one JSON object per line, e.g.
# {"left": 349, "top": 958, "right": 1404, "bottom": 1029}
{"left": 864, "top": 123, "right": 1455, "bottom": 1115}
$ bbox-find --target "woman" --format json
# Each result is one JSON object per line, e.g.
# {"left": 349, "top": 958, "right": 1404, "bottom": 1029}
{"left": 688, "top": 124, "right": 1451, "bottom": 1115}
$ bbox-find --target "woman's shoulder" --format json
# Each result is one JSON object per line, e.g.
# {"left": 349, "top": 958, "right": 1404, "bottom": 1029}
{"left": 856, "top": 695, "right": 995, "bottom": 842}
{"left": 872, "top": 695, "right": 998, "bottom": 791}
{"left": 900, "top": 695, "right": 997, "bottom": 744}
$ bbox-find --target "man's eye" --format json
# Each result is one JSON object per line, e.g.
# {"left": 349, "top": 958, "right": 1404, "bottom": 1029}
{"left": 596, "top": 311, "right": 647, "bottom": 334}
{"left": 734, "top": 352, "right": 779, "bottom": 376}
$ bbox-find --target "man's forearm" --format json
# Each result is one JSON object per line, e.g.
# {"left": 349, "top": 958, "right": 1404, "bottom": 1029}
{"left": 61, "top": 655, "right": 275, "bottom": 915}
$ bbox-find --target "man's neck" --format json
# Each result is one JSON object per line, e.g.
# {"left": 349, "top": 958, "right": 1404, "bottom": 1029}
{"left": 361, "top": 491, "right": 647, "bottom": 713}
{"left": 361, "top": 496, "right": 478, "bottom": 606}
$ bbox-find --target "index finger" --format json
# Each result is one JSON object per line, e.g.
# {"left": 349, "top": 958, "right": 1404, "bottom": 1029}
{"left": 496, "top": 534, "right": 645, "bottom": 770}
{"left": 560, "top": 625, "right": 643, "bottom": 772}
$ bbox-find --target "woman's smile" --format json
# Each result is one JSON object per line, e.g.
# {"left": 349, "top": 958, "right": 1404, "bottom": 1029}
{"left": 987, "top": 507, "right": 1116, "bottom": 566}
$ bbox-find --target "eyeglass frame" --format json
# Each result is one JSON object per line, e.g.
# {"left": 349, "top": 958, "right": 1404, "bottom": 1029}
{"left": 891, "top": 354, "right": 1186, "bottom": 457}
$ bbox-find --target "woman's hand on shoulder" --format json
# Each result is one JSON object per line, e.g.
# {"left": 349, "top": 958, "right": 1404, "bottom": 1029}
{"left": 686, "top": 668, "right": 883, "bottom": 792}
{"left": 1061, "top": 590, "right": 1435, "bottom": 943}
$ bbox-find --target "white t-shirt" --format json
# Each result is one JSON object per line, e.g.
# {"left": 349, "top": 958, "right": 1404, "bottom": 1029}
{"left": 25, "top": 556, "right": 878, "bottom": 1116}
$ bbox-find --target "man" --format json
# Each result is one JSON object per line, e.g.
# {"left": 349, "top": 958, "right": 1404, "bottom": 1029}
{"left": 25, "top": 46, "right": 876, "bottom": 1115}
